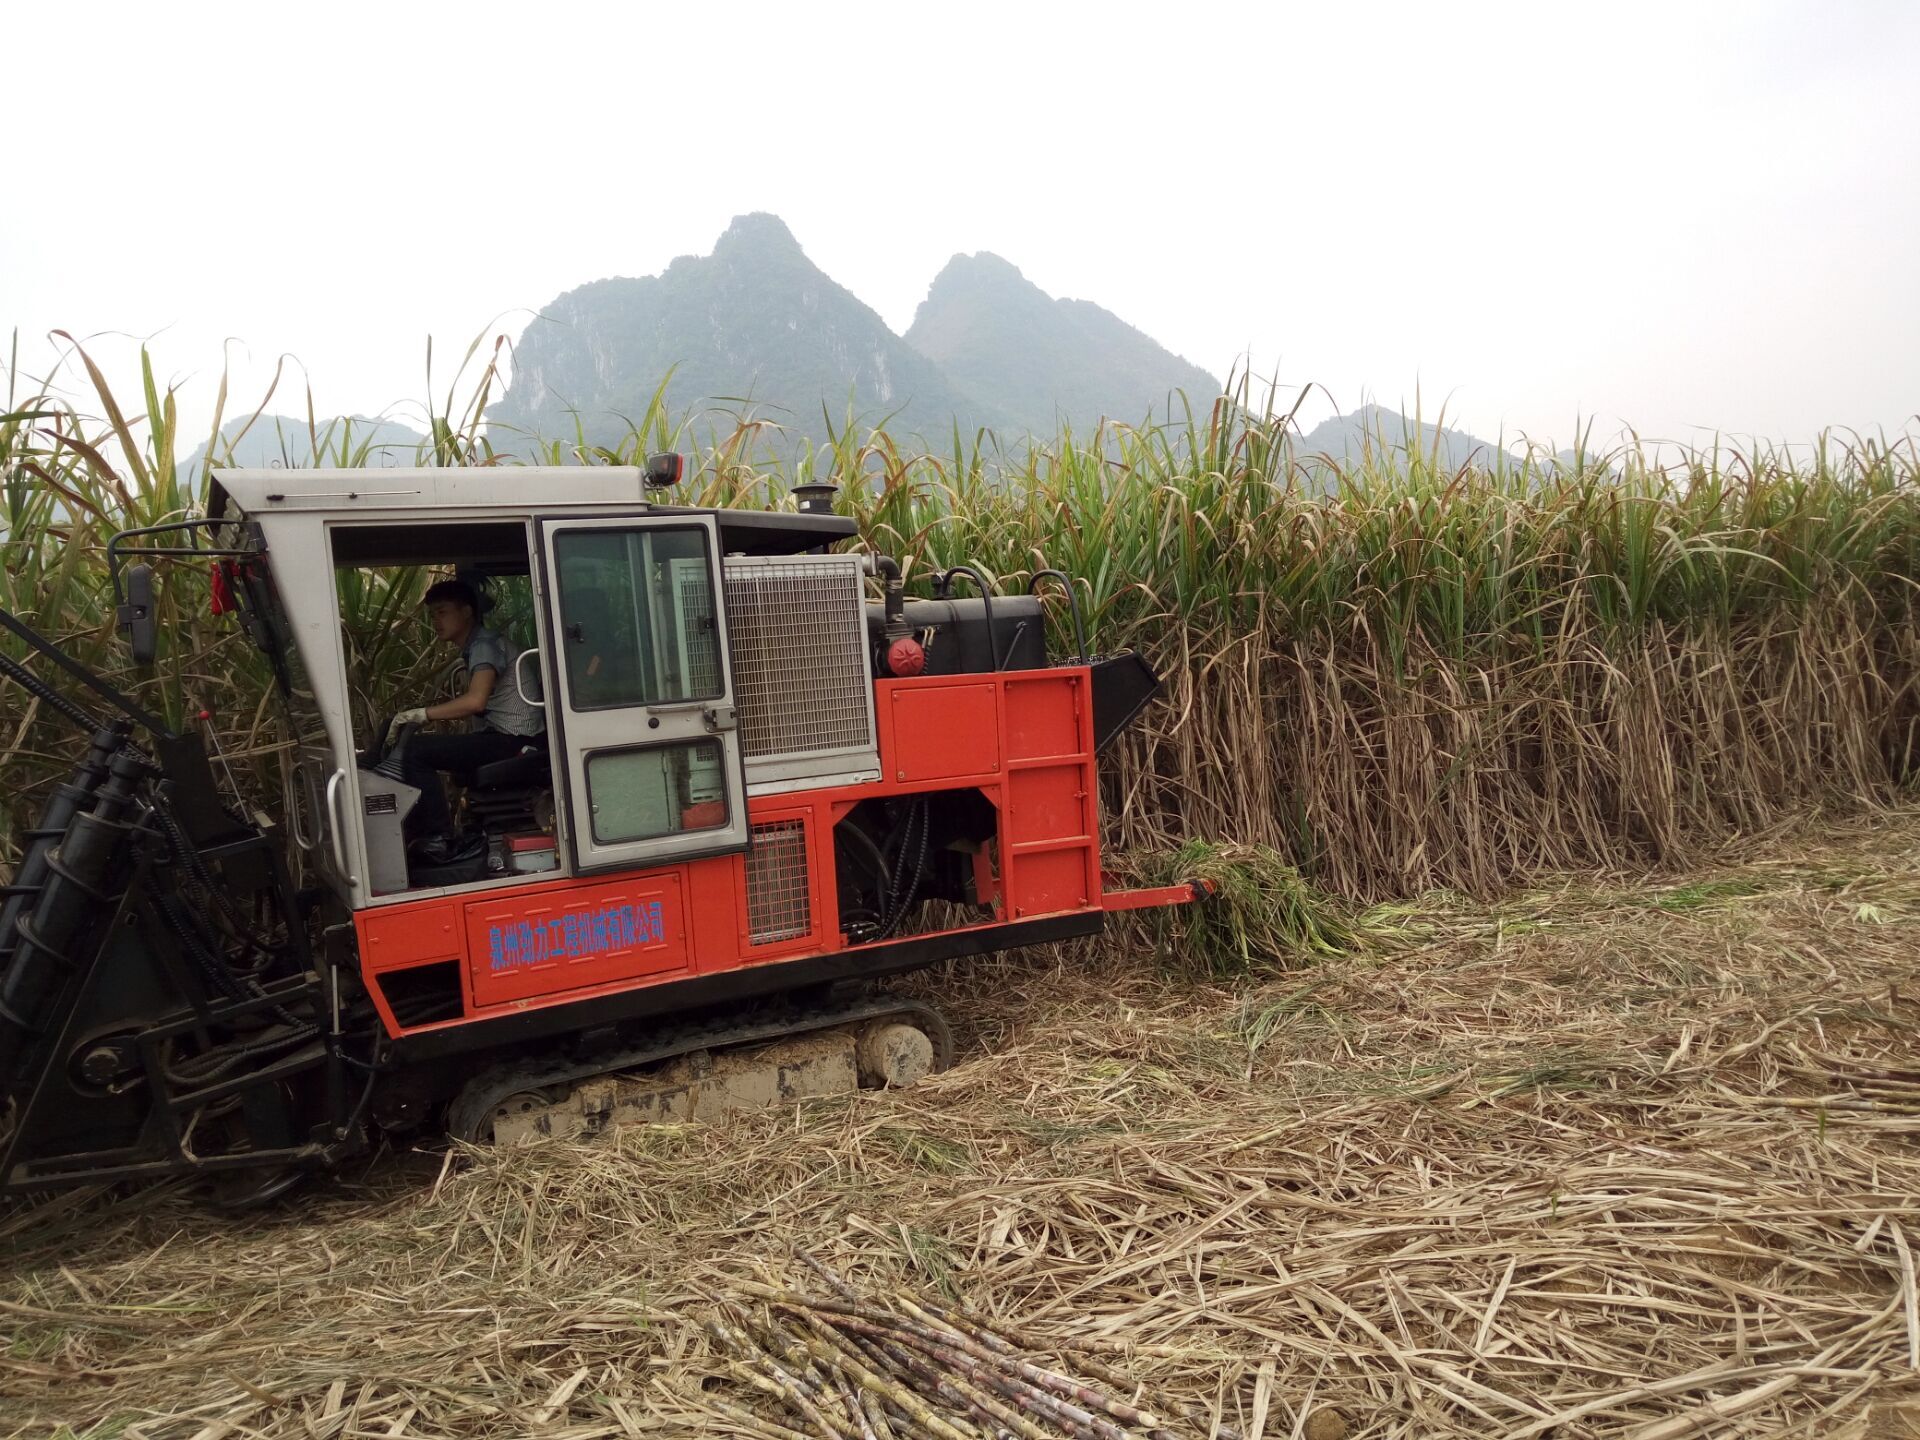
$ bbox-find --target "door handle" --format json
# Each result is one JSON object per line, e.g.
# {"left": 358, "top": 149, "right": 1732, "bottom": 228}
{"left": 325, "top": 770, "right": 359, "bottom": 889}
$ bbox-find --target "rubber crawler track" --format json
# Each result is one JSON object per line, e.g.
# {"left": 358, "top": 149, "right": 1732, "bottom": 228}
{"left": 445, "top": 992, "right": 954, "bottom": 1143}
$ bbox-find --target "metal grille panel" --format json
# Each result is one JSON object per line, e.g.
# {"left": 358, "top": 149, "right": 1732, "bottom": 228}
{"left": 676, "top": 563, "right": 722, "bottom": 696}
{"left": 745, "top": 820, "right": 811, "bottom": 945}
{"left": 723, "top": 556, "right": 879, "bottom": 790}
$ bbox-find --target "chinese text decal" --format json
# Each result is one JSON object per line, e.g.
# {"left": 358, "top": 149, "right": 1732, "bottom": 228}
{"left": 488, "top": 900, "right": 665, "bottom": 972}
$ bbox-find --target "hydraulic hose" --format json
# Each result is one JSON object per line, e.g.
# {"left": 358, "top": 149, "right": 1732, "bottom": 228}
{"left": 876, "top": 799, "right": 931, "bottom": 941}
{"left": 1027, "top": 569, "right": 1090, "bottom": 664}
{"left": 0, "top": 651, "right": 104, "bottom": 734}
{"left": 871, "top": 555, "right": 907, "bottom": 634}
{"left": 937, "top": 565, "right": 1000, "bottom": 671}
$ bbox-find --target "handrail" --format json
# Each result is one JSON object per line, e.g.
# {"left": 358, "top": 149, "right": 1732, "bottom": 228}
{"left": 325, "top": 770, "right": 358, "bottom": 890}
{"left": 105, "top": 518, "right": 259, "bottom": 607}
{"left": 513, "top": 648, "right": 545, "bottom": 709}
{"left": 283, "top": 765, "right": 313, "bottom": 853}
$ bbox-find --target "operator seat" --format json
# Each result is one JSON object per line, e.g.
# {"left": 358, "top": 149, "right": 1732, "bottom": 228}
{"left": 462, "top": 732, "right": 551, "bottom": 835}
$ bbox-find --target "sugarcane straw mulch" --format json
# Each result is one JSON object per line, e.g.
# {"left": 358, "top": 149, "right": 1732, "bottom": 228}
{"left": 12, "top": 808, "right": 1920, "bottom": 1436}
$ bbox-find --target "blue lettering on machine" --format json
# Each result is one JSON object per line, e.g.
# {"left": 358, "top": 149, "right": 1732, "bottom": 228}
{"left": 489, "top": 900, "right": 666, "bottom": 972}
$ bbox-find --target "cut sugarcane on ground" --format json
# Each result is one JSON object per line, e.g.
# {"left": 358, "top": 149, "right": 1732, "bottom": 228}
{"left": 10, "top": 808, "right": 1920, "bottom": 1438}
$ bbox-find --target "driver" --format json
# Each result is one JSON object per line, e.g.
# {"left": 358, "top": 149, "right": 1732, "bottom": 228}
{"left": 394, "top": 579, "right": 545, "bottom": 861}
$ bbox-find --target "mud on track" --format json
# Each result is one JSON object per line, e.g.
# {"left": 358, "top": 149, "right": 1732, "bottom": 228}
{"left": 9, "top": 809, "right": 1920, "bottom": 1438}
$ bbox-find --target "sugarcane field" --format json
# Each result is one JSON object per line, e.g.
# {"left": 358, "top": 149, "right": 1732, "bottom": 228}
{"left": 7, "top": 8, "right": 1920, "bottom": 1434}
{"left": 11, "top": 804, "right": 1920, "bottom": 1438}
{"left": 7, "top": 345, "right": 1920, "bottom": 1435}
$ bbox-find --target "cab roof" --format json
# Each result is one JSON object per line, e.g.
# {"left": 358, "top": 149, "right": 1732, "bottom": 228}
{"left": 206, "top": 466, "right": 857, "bottom": 557}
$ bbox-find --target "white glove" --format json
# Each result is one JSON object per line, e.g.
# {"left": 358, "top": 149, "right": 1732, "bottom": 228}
{"left": 393, "top": 706, "right": 429, "bottom": 727}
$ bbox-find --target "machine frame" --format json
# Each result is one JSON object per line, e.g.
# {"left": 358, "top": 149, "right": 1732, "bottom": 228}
{"left": 0, "top": 464, "right": 1202, "bottom": 1198}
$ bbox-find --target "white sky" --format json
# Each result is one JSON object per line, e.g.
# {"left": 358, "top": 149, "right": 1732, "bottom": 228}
{"left": 3, "top": 0, "right": 1917, "bottom": 456}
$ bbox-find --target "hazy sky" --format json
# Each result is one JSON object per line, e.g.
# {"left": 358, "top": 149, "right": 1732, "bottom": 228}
{"left": 4, "top": 0, "right": 1916, "bottom": 455}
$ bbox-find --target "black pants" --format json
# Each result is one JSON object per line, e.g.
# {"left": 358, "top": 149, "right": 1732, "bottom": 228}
{"left": 401, "top": 728, "right": 529, "bottom": 837}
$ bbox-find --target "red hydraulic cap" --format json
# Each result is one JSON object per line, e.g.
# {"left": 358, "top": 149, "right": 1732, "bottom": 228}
{"left": 886, "top": 636, "right": 926, "bottom": 677}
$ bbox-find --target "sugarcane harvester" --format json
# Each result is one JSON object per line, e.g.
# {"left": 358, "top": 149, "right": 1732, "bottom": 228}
{"left": 0, "top": 460, "right": 1199, "bottom": 1203}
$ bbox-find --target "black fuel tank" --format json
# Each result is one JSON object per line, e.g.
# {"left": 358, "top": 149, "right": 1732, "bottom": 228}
{"left": 866, "top": 596, "right": 1048, "bottom": 675}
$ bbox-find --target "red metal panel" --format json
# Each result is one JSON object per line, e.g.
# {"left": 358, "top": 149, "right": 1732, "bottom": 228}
{"left": 883, "top": 681, "right": 1000, "bottom": 782}
{"left": 685, "top": 851, "right": 743, "bottom": 975}
{"left": 1007, "top": 845, "right": 1092, "bottom": 917}
{"left": 997, "top": 669, "right": 1099, "bottom": 922}
{"left": 360, "top": 903, "right": 462, "bottom": 973}
{"left": 355, "top": 902, "right": 469, "bottom": 1035}
{"left": 464, "top": 873, "right": 690, "bottom": 1008}
{"left": 1008, "top": 763, "right": 1090, "bottom": 844}
{"left": 1004, "top": 672, "right": 1084, "bottom": 760}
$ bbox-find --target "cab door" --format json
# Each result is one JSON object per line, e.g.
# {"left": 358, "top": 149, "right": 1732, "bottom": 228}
{"left": 535, "top": 514, "right": 749, "bottom": 874}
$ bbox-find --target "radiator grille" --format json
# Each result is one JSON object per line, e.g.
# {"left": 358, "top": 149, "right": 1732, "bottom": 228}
{"left": 745, "top": 820, "right": 811, "bottom": 945}
{"left": 723, "top": 556, "right": 878, "bottom": 788}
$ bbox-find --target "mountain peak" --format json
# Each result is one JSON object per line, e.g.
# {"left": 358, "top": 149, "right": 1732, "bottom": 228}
{"left": 492, "top": 213, "right": 988, "bottom": 447}
{"left": 714, "top": 211, "right": 803, "bottom": 257}
{"left": 907, "top": 252, "right": 1219, "bottom": 435}
{"left": 930, "top": 251, "right": 1029, "bottom": 287}
{"left": 490, "top": 215, "right": 1222, "bottom": 451}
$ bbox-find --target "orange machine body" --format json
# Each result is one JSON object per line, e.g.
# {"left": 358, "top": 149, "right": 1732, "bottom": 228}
{"left": 354, "top": 666, "right": 1104, "bottom": 1040}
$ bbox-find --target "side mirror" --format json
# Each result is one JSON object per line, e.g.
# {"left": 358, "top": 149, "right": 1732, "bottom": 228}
{"left": 119, "top": 563, "right": 158, "bottom": 666}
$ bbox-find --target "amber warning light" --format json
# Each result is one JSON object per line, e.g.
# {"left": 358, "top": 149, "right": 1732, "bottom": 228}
{"left": 644, "top": 452, "right": 684, "bottom": 489}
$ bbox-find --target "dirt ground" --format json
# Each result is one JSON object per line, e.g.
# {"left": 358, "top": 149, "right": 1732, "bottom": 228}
{"left": 10, "top": 810, "right": 1920, "bottom": 1438}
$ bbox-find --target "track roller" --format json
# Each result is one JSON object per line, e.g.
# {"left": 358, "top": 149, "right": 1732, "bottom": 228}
{"left": 447, "top": 996, "right": 952, "bottom": 1146}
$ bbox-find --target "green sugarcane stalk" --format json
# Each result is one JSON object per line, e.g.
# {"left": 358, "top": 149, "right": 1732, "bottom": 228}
{"left": 751, "top": 1313, "right": 855, "bottom": 1419}
{"left": 805, "top": 1312, "right": 1126, "bottom": 1440}
{"left": 838, "top": 1374, "right": 882, "bottom": 1440}
{"left": 838, "top": 1321, "right": 935, "bottom": 1411}
{"left": 786, "top": 1259, "right": 1204, "bottom": 1440}
{"left": 916, "top": 1357, "right": 1093, "bottom": 1440}
{"left": 734, "top": 1299, "right": 851, "bottom": 1411}
{"left": 698, "top": 1387, "right": 827, "bottom": 1440}
{"left": 843, "top": 1303, "right": 1143, "bottom": 1440}
{"left": 931, "top": 1305, "right": 1231, "bottom": 1440}
{"left": 857, "top": 1380, "right": 900, "bottom": 1440}
{"left": 784, "top": 1323, "right": 983, "bottom": 1440}
{"left": 726, "top": 1357, "right": 861, "bottom": 1440}
{"left": 796, "top": 1306, "right": 1079, "bottom": 1440}
{"left": 915, "top": 1299, "right": 1215, "bottom": 1440}
{"left": 892, "top": 1332, "right": 1124, "bottom": 1440}
{"left": 896, "top": 1296, "right": 1195, "bottom": 1440}
{"left": 710, "top": 1315, "right": 864, "bottom": 1440}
